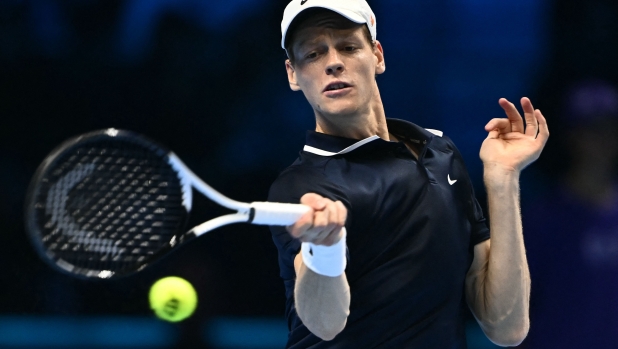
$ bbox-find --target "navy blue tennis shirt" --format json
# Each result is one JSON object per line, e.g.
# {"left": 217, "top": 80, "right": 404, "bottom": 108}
{"left": 268, "top": 118, "right": 490, "bottom": 348}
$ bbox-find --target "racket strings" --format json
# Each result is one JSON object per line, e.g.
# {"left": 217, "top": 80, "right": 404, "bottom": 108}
{"left": 34, "top": 141, "right": 187, "bottom": 275}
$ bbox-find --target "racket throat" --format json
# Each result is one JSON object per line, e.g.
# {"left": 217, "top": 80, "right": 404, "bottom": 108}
{"left": 170, "top": 231, "right": 197, "bottom": 247}
{"left": 189, "top": 213, "right": 251, "bottom": 237}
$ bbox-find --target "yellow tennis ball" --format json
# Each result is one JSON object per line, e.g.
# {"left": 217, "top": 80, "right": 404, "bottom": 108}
{"left": 149, "top": 276, "right": 198, "bottom": 322}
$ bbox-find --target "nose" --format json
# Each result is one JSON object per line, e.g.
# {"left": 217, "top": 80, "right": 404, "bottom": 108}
{"left": 325, "top": 50, "right": 344, "bottom": 75}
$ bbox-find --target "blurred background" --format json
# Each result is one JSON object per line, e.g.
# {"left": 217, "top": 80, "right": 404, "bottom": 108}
{"left": 1, "top": 0, "right": 618, "bottom": 348}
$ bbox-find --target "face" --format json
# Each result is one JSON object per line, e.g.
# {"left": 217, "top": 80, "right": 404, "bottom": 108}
{"left": 285, "top": 12, "right": 385, "bottom": 120}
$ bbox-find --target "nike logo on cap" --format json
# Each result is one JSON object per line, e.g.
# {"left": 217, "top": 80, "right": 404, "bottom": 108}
{"left": 448, "top": 174, "right": 457, "bottom": 185}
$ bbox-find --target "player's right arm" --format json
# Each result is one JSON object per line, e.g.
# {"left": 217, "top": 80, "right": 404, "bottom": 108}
{"left": 288, "top": 193, "right": 350, "bottom": 341}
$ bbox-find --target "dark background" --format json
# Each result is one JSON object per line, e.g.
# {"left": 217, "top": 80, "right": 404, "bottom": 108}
{"left": 1, "top": 0, "right": 617, "bottom": 348}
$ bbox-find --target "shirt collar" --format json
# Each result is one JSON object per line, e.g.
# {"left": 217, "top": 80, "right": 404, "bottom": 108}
{"left": 303, "top": 118, "right": 442, "bottom": 157}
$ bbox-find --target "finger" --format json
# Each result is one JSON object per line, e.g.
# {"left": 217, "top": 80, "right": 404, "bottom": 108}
{"left": 485, "top": 118, "right": 512, "bottom": 133}
{"left": 286, "top": 208, "right": 315, "bottom": 239}
{"left": 290, "top": 193, "right": 325, "bottom": 239}
{"left": 521, "top": 97, "right": 538, "bottom": 137}
{"left": 320, "top": 201, "right": 346, "bottom": 246}
{"left": 315, "top": 224, "right": 341, "bottom": 246}
{"left": 323, "top": 201, "right": 348, "bottom": 246}
{"left": 535, "top": 109, "right": 550, "bottom": 144}
{"left": 486, "top": 129, "right": 501, "bottom": 140}
{"left": 313, "top": 201, "right": 339, "bottom": 244}
{"left": 499, "top": 98, "right": 524, "bottom": 133}
{"left": 298, "top": 216, "right": 325, "bottom": 243}
{"left": 308, "top": 203, "right": 331, "bottom": 243}
{"left": 300, "top": 193, "right": 327, "bottom": 211}
{"left": 498, "top": 132, "right": 527, "bottom": 140}
{"left": 335, "top": 201, "right": 347, "bottom": 227}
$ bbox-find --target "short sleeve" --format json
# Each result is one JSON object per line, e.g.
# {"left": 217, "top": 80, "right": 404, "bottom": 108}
{"left": 444, "top": 136, "right": 490, "bottom": 247}
{"left": 267, "top": 165, "right": 351, "bottom": 283}
{"left": 468, "top": 190, "right": 490, "bottom": 246}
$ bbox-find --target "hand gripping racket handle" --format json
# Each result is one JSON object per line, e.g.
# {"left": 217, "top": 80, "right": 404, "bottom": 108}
{"left": 249, "top": 202, "right": 311, "bottom": 226}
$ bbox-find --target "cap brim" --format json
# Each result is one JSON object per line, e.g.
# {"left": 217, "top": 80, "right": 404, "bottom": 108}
{"left": 282, "top": 4, "right": 368, "bottom": 49}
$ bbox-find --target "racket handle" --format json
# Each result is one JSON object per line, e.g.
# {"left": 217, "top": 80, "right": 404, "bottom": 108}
{"left": 249, "top": 202, "right": 311, "bottom": 226}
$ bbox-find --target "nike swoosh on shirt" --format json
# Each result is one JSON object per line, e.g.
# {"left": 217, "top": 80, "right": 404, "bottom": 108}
{"left": 301, "top": 0, "right": 308, "bottom": 4}
{"left": 448, "top": 174, "right": 457, "bottom": 185}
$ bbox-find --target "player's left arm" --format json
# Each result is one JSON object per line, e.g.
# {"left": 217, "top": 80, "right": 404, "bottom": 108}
{"left": 465, "top": 97, "right": 549, "bottom": 347}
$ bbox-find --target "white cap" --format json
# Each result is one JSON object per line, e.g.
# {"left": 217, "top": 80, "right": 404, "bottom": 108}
{"left": 281, "top": 0, "right": 377, "bottom": 49}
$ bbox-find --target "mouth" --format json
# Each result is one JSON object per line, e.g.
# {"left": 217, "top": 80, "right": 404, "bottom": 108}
{"left": 323, "top": 81, "right": 352, "bottom": 93}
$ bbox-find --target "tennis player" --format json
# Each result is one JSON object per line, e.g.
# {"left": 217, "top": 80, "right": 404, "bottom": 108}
{"left": 268, "top": 0, "right": 549, "bottom": 347}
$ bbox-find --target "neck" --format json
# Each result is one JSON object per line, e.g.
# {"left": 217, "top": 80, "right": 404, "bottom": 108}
{"left": 314, "top": 84, "right": 389, "bottom": 140}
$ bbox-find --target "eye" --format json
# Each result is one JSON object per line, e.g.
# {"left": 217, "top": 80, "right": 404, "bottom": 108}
{"left": 306, "top": 52, "right": 318, "bottom": 59}
{"left": 343, "top": 46, "right": 357, "bottom": 52}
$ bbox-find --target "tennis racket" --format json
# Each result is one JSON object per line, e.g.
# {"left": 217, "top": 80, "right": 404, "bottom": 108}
{"left": 25, "top": 128, "right": 309, "bottom": 279}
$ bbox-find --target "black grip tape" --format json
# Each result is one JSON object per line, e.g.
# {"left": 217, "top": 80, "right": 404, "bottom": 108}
{"left": 248, "top": 207, "right": 256, "bottom": 223}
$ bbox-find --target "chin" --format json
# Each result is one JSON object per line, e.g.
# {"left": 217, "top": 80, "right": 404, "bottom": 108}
{"left": 318, "top": 100, "right": 362, "bottom": 118}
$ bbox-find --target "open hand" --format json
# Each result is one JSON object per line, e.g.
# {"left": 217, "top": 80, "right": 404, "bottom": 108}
{"left": 480, "top": 97, "right": 549, "bottom": 172}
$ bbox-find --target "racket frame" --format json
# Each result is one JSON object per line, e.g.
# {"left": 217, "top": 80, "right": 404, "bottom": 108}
{"left": 25, "top": 129, "right": 310, "bottom": 279}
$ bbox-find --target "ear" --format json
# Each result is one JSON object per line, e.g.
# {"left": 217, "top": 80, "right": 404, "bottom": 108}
{"left": 374, "top": 41, "right": 385, "bottom": 75}
{"left": 285, "top": 60, "right": 301, "bottom": 91}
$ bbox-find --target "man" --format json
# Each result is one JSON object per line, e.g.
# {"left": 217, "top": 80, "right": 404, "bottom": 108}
{"left": 268, "top": 0, "right": 549, "bottom": 347}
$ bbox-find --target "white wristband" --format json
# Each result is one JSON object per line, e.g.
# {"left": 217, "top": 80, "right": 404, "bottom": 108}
{"left": 300, "top": 228, "right": 347, "bottom": 277}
